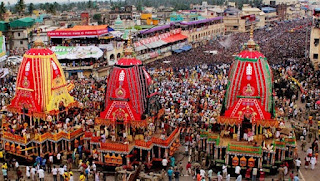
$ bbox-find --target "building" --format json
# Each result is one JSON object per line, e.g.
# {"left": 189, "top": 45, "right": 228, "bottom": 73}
{"left": 169, "top": 11, "right": 205, "bottom": 23}
{"left": 309, "top": 8, "right": 320, "bottom": 69}
{"left": 156, "top": 6, "right": 173, "bottom": 25}
{"left": 276, "top": 4, "right": 287, "bottom": 21}
{"left": 223, "top": 7, "right": 249, "bottom": 33}
{"left": 263, "top": 0, "right": 298, "bottom": 6}
{"left": 262, "top": 7, "right": 278, "bottom": 25}
{"left": 113, "top": 15, "right": 125, "bottom": 31}
{"left": 31, "top": 25, "right": 58, "bottom": 46}
{"left": 181, "top": 17, "right": 225, "bottom": 44}
{"left": 7, "top": 17, "right": 35, "bottom": 53}
{"left": 191, "top": 1, "right": 215, "bottom": 11}
{"left": 242, "top": 5, "right": 266, "bottom": 29}
{"left": 108, "top": 6, "right": 134, "bottom": 25}
{"left": 286, "top": 4, "right": 306, "bottom": 20}
{"left": 140, "top": 13, "right": 159, "bottom": 25}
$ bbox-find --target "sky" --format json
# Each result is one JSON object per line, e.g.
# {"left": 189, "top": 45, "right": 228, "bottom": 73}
{"left": 5, "top": 0, "right": 99, "bottom": 5}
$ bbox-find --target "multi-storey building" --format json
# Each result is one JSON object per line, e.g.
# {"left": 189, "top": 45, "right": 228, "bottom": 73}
{"left": 309, "top": 9, "right": 320, "bottom": 70}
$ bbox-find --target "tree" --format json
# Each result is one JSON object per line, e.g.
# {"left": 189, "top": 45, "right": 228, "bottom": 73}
{"left": 93, "top": 13, "right": 101, "bottom": 21}
{"left": 0, "top": 2, "right": 6, "bottom": 20}
{"left": 28, "top": 3, "right": 34, "bottom": 15}
{"left": 15, "top": 0, "right": 26, "bottom": 16}
{"left": 88, "top": 0, "right": 93, "bottom": 9}
{"left": 53, "top": 2, "right": 61, "bottom": 12}
{"left": 44, "top": 2, "right": 50, "bottom": 11}
{"left": 47, "top": 3, "right": 56, "bottom": 15}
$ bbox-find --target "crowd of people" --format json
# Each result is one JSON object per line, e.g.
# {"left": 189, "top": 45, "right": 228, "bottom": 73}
{"left": 147, "top": 18, "right": 311, "bottom": 70}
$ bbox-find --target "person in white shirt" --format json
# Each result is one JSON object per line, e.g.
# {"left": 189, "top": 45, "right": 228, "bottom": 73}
{"left": 235, "top": 165, "right": 241, "bottom": 175}
{"left": 252, "top": 168, "right": 258, "bottom": 181}
{"left": 208, "top": 169, "right": 213, "bottom": 180}
{"left": 26, "top": 166, "right": 30, "bottom": 179}
{"left": 15, "top": 161, "right": 19, "bottom": 170}
{"left": 69, "top": 171, "right": 74, "bottom": 181}
{"left": 307, "top": 147, "right": 313, "bottom": 156}
{"left": 162, "top": 158, "right": 168, "bottom": 170}
{"left": 295, "top": 158, "right": 301, "bottom": 172}
{"left": 52, "top": 166, "right": 58, "bottom": 181}
{"left": 226, "top": 174, "right": 231, "bottom": 181}
{"left": 57, "top": 153, "right": 61, "bottom": 164}
{"left": 38, "top": 167, "right": 45, "bottom": 181}
{"left": 59, "top": 166, "right": 65, "bottom": 181}
{"left": 310, "top": 156, "right": 317, "bottom": 170}
{"left": 222, "top": 164, "right": 227, "bottom": 178}
{"left": 236, "top": 174, "right": 242, "bottom": 181}
{"left": 31, "top": 166, "right": 36, "bottom": 181}
{"left": 92, "top": 162, "right": 97, "bottom": 173}
{"left": 200, "top": 169, "right": 206, "bottom": 177}
{"left": 49, "top": 155, "right": 54, "bottom": 163}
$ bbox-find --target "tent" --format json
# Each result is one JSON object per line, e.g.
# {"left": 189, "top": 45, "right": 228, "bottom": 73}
{"left": 9, "top": 17, "right": 35, "bottom": 29}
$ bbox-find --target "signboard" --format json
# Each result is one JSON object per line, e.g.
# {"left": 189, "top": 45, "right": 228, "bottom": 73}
{"left": 48, "top": 29, "right": 108, "bottom": 37}
{"left": 51, "top": 46, "right": 103, "bottom": 60}
{"left": 98, "top": 44, "right": 114, "bottom": 51}
{"left": 0, "top": 36, "right": 7, "bottom": 62}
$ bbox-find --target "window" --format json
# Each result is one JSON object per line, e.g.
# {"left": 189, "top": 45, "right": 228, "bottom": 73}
{"left": 20, "top": 41, "right": 23, "bottom": 45}
{"left": 315, "top": 39, "right": 319, "bottom": 46}
{"left": 313, "top": 54, "right": 318, "bottom": 59}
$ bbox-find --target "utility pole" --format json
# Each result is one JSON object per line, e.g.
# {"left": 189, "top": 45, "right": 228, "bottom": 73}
{"left": 305, "top": 20, "right": 309, "bottom": 58}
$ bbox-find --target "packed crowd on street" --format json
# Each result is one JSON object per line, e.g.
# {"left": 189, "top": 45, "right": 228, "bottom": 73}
{"left": 0, "top": 18, "right": 319, "bottom": 181}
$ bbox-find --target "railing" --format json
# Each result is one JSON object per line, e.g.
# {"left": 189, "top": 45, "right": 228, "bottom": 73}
{"left": 274, "top": 141, "right": 286, "bottom": 148}
{"left": 4, "top": 128, "right": 83, "bottom": 144}
{"left": 100, "top": 142, "right": 129, "bottom": 152}
{"left": 284, "top": 137, "right": 296, "bottom": 145}
{"left": 84, "top": 132, "right": 93, "bottom": 138}
{"left": 208, "top": 134, "right": 220, "bottom": 145}
{"left": 3, "top": 132, "right": 27, "bottom": 144}
{"left": 274, "top": 137, "right": 296, "bottom": 148}
{"left": 227, "top": 144, "right": 262, "bottom": 154}
{"left": 152, "top": 127, "right": 179, "bottom": 146}
{"left": 135, "top": 140, "right": 153, "bottom": 148}
{"left": 91, "top": 136, "right": 101, "bottom": 143}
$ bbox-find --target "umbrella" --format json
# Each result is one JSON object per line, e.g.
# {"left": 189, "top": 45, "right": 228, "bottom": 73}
{"left": 316, "top": 100, "right": 320, "bottom": 105}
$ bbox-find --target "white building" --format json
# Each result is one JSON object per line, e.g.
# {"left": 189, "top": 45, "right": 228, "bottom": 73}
{"left": 192, "top": 1, "right": 216, "bottom": 11}
{"left": 263, "top": 0, "right": 298, "bottom": 6}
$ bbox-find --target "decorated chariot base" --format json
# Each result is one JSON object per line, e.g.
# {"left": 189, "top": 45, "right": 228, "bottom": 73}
{"left": 194, "top": 26, "right": 297, "bottom": 176}
{"left": 1, "top": 39, "right": 84, "bottom": 161}
{"left": 1, "top": 39, "right": 181, "bottom": 169}
{"left": 83, "top": 42, "right": 180, "bottom": 168}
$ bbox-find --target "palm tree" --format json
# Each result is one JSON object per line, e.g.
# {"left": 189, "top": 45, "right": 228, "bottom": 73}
{"left": 0, "top": 2, "right": 6, "bottom": 20}
{"left": 15, "top": 0, "right": 26, "bottom": 16}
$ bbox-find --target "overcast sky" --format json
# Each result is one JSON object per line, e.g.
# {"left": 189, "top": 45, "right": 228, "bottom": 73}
{"left": 5, "top": 0, "right": 99, "bottom": 5}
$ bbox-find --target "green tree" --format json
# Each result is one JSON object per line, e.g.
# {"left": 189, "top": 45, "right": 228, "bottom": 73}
{"left": 93, "top": 13, "right": 101, "bottom": 21}
{"left": 88, "top": 0, "right": 93, "bottom": 9}
{"left": 53, "top": 2, "right": 61, "bottom": 12}
{"left": 48, "top": 3, "right": 56, "bottom": 15}
{"left": 44, "top": 2, "right": 50, "bottom": 11}
{"left": 15, "top": 0, "right": 26, "bottom": 16}
{"left": 28, "top": 3, "right": 34, "bottom": 15}
{"left": 0, "top": 2, "right": 6, "bottom": 20}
